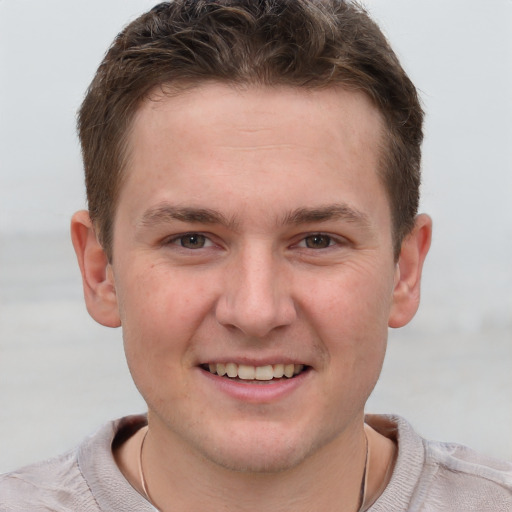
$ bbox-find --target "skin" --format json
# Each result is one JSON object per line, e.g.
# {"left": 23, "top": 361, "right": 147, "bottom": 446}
{"left": 72, "top": 83, "right": 431, "bottom": 511}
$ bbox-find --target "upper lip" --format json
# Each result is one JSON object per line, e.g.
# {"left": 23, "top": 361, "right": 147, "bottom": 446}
{"left": 198, "top": 357, "right": 308, "bottom": 367}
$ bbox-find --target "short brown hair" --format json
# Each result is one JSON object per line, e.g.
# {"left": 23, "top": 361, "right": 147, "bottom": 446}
{"left": 78, "top": 0, "right": 423, "bottom": 260}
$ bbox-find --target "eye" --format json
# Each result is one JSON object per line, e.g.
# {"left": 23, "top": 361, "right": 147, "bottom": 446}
{"left": 172, "top": 233, "right": 211, "bottom": 249}
{"left": 300, "top": 234, "right": 335, "bottom": 249}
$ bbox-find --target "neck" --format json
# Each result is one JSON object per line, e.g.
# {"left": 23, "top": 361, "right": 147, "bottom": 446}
{"left": 139, "top": 419, "right": 369, "bottom": 512}
{"left": 115, "top": 415, "right": 396, "bottom": 512}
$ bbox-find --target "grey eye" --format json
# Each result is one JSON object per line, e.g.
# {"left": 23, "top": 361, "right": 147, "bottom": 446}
{"left": 179, "top": 234, "right": 207, "bottom": 249}
{"left": 304, "top": 234, "right": 332, "bottom": 249}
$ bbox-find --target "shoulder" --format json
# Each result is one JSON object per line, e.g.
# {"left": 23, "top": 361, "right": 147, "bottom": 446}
{"left": 0, "top": 415, "right": 151, "bottom": 512}
{"left": 416, "top": 439, "right": 512, "bottom": 511}
{"left": 0, "top": 418, "right": 125, "bottom": 511}
{"left": 0, "top": 449, "right": 89, "bottom": 511}
{"left": 366, "top": 414, "right": 512, "bottom": 512}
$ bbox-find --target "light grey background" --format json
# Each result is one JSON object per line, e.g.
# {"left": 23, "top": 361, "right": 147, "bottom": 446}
{"left": 0, "top": 0, "right": 511, "bottom": 473}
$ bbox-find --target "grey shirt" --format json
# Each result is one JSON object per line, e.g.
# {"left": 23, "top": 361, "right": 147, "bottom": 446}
{"left": 1, "top": 414, "right": 511, "bottom": 511}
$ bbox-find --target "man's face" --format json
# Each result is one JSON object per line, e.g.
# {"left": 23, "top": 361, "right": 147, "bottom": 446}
{"left": 109, "top": 84, "right": 401, "bottom": 472}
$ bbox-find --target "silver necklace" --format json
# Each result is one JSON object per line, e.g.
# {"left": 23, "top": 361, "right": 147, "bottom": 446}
{"left": 138, "top": 427, "right": 370, "bottom": 512}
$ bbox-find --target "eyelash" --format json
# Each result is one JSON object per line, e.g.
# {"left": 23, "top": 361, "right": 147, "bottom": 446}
{"left": 166, "top": 233, "right": 215, "bottom": 249}
{"left": 295, "top": 233, "right": 340, "bottom": 249}
{"left": 165, "top": 232, "right": 345, "bottom": 251}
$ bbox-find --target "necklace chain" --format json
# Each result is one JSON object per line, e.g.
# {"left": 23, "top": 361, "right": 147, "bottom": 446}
{"left": 358, "top": 428, "right": 370, "bottom": 512}
{"left": 138, "top": 426, "right": 370, "bottom": 512}
{"left": 139, "top": 427, "right": 159, "bottom": 510}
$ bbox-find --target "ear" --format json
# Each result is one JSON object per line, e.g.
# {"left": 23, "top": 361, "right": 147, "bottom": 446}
{"left": 388, "top": 214, "right": 432, "bottom": 328}
{"left": 70, "top": 210, "right": 121, "bottom": 328}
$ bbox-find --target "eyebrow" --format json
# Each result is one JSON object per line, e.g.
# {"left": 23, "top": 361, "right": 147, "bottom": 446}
{"left": 138, "top": 202, "right": 371, "bottom": 231}
{"left": 139, "top": 204, "right": 239, "bottom": 231}
{"left": 282, "top": 204, "right": 371, "bottom": 229}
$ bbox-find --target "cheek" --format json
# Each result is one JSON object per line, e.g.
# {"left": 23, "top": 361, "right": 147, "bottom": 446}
{"left": 302, "top": 265, "right": 393, "bottom": 365}
{"left": 306, "top": 273, "right": 391, "bottom": 416}
{"left": 115, "top": 265, "right": 219, "bottom": 359}
{"left": 114, "top": 268, "right": 204, "bottom": 405}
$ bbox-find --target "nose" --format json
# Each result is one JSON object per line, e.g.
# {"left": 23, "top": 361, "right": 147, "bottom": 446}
{"left": 215, "top": 245, "right": 297, "bottom": 338}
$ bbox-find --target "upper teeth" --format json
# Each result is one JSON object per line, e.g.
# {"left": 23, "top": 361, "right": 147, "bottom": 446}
{"left": 207, "top": 363, "right": 304, "bottom": 380}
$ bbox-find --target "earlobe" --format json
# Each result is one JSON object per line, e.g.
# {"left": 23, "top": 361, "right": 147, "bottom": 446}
{"left": 70, "top": 210, "right": 121, "bottom": 328}
{"left": 388, "top": 214, "right": 432, "bottom": 328}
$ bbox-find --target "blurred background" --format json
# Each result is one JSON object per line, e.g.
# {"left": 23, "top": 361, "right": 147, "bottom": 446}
{"left": 0, "top": 0, "right": 511, "bottom": 473}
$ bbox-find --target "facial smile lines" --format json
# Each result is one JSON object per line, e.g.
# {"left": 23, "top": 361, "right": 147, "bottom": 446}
{"left": 205, "top": 363, "right": 305, "bottom": 381}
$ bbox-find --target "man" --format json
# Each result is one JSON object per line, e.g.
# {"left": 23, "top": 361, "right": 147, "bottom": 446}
{"left": 1, "top": 1, "right": 510, "bottom": 510}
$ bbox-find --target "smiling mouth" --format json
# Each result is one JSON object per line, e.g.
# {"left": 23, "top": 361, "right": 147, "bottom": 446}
{"left": 202, "top": 363, "right": 307, "bottom": 381}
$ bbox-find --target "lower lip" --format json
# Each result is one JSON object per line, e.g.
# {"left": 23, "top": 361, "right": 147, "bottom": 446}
{"left": 198, "top": 367, "right": 311, "bottom": 403}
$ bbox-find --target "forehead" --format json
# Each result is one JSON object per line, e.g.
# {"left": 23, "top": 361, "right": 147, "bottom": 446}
{"left": 134, "top": 83, "right": 384, "bottom": 156}
{"left": 120, "top": 83, "right": 389, "bottom": 228}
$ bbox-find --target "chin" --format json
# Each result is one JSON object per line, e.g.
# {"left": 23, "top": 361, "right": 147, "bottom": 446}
{"left": 207, "top": 444, "right": 308, "bottom": 474}
{"left": 198, "top": 423, "right": 333, "bottom": 474}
